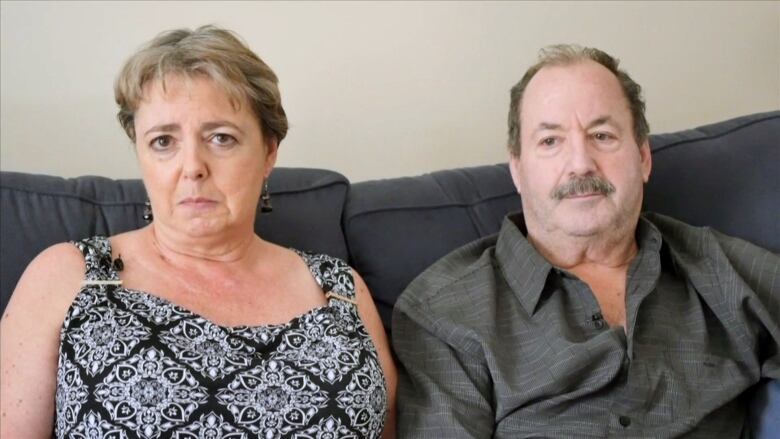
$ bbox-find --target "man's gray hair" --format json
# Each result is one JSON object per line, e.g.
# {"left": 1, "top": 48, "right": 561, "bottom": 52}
{"left": 507, "top": 44, "right": 649, "bottom": 155}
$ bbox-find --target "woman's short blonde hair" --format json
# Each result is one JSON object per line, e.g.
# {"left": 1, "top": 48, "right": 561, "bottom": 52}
{"left": 115, "top": 25, "right": 288, "bottom": 144}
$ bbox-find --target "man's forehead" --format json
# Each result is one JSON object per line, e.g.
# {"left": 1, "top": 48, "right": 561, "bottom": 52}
{"left": 528, "top": 59, "right": 621, "bottom": 89}
{"left": 520, "top": 61, "right": 630, "bottom": 127}
{"left": 532, "top": 116, "right": 617, "bottom": 133}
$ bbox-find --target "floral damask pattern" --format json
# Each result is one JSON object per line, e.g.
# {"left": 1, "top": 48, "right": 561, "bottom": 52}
{"left": 55, "top": 356, "right": 89, "bottom": 437}
{"left": 294, "top": 416, "right": 358, "bottom": 439}
{"left": 279, "top": 311, "right": 362, "bottom": 385}
{"left": 54, "top": 237, "right": 387, "bottom": 438}
{"left": 336, "top": 363, "right": 388, "bottom": 438}
{"left": 116, "top": 289, "right": 191, "bottom": 326}
{"left": 70, "top": 410, "right": 128, "bottom": 439}
{"left": 298, "top": 252, "right": 355, "bottom": 298}
{"left": 66, "top": 294, "right": 152, "bottom": 377}
{"left": 160, "top": 319, "right": 255, "bottom": 380}
{"left": 217, "top": 359, "right": 329, "bottom": 438}
{"left": 94, "top": 347, "right": 209, "bottom": 438}
{"left": 174, "top": 412, "right": 247, "bottom": 439}
{"left": 232, "top": 323, "right": 288, "bottom": 346}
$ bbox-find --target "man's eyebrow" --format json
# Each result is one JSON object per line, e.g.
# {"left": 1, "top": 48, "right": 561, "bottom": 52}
{"left": 533, "top": 122, "right": 562, "bottom": 135}
{"left": 586, "top": 116, "right": 615, "bottom": 129}
{"left": 144, "top": 123, "right": 179, "bottom": 137}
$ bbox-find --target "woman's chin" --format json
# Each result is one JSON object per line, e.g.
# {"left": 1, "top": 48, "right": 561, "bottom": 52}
{"left": 177, "top": 217, "right": 229, "bottom": 238}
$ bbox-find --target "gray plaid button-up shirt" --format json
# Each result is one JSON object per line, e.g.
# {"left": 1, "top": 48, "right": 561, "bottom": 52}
{"left": 393, "top": 212, "right": 780, "bottom": 438}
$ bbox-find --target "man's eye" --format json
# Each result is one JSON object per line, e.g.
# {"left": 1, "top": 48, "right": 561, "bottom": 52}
{"left": 150, "top": 135, "right": 172, "bottom": 150}
{"left": 540, "top": 137, "right": 557, "bottom": 147}
{"left": 594, "top": 132, "right": 613, "bottom": 141}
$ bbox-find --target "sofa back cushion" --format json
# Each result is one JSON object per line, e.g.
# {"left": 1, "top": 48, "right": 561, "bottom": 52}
{"left": 343, "top": 111, "right": 780, "bottom": 331}
{"left": 0, "top": 167, "right": 349, "bottom": 313}
{"left": 644, "top": 111, "right": 779, "bottom": 251}
{"left": 344, "top": 165, "right": 522, "bottom": 327}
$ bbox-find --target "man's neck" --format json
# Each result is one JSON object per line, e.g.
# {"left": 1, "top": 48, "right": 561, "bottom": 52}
{"left": 524, "top": 218, "right": 641, "bottom": 330}
{"left": 526, "top": 223, "right": 639, "bottom": 272}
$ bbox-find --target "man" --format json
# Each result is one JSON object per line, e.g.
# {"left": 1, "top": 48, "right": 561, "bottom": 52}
{"left": 392, "top": 45, "right": 779, "bottom": 437}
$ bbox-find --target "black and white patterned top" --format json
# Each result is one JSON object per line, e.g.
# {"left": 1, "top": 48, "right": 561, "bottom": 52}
{"left": 55, "top": 236, "right": 387, "bottom": 439}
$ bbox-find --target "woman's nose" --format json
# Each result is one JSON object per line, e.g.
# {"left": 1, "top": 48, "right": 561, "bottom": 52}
{"left": 181, "top": 142, "right": 209, "bottom": 180}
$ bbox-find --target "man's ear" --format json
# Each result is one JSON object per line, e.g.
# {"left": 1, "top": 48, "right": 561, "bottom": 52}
{"left": 639, "top": 139, "right": 652, "bottom": 183}
{"left": 508, "top": 152, "right": 524, "bottom": 195}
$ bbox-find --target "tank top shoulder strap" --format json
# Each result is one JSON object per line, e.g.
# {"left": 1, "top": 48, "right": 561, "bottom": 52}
{"left": 294, "top": 250, "right": 357, "bottom": 306}
{"left": 71, "top": 236, "right": 122, "bottom": 285}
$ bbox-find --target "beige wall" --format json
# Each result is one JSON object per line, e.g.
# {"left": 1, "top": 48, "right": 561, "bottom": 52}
{"left": 1, "top": 1, "right": 778, "bottom": 182}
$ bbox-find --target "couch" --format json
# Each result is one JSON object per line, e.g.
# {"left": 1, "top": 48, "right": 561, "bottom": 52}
{"left": 2, "top": 111, "right": 778, "bottom": 436}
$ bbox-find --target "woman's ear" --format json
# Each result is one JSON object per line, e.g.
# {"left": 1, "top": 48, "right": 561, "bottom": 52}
{"left": 263, "top": 137, "right": 279, "bottom": 176}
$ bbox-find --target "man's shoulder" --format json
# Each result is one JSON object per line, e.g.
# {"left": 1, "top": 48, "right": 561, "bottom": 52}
{"left": 643, "top": 212, "right": 778, "bottom": 290}
{"left": 643, "top": 212, "right": 775, "bottom": 258}
{"left": 396, "top": 233, "right": 500, "bottom": 311}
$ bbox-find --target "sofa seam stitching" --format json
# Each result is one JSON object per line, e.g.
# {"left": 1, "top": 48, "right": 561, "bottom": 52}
{"left": 0, "top": 180, "right": 349, "bottom": 207}
{"left": 343, "top": 192, "right": 520, "bottom": 228}
{"left": 651, "top": 114, "right": 780, "bottom": 154}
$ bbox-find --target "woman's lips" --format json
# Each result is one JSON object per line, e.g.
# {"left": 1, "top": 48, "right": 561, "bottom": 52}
{"left": 179, "top": 197, "right": 217, "bottom": 210}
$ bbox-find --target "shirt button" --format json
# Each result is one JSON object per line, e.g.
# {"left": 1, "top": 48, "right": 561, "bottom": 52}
{"left": 619, "top": 415, "right": 631, "bottom": 427}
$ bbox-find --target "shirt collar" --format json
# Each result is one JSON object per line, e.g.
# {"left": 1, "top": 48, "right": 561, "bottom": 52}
{"left": 636, "top": 213, "right": 664, "bottom": 255}
{"left": 495, "top": 212, "right": 553, "bottom": 316}
{"left": 495, "top": 212, "right": 664, "bottom": 316}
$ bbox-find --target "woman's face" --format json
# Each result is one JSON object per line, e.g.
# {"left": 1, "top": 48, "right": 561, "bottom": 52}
{"left": 133, "top": 75, "right": 277, "bottom": 239}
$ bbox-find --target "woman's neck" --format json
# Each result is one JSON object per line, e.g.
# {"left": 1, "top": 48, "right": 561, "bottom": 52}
{"left": 146, "top": 223, "right": 261, "bottom": 267}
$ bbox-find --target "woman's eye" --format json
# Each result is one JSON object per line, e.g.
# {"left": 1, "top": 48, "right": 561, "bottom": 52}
{"left": 211, "top": 133, "right": 237, "bottom": 146}
{"left": 150, "top": 135, "right": 173, "bottom": 150}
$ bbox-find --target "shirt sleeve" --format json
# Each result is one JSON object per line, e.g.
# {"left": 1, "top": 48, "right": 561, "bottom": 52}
{"left": 712, "top": 229, "right": 780, "bottom": 379}
{"left": 392, "top": 292, "right": 495, "bottom": 438}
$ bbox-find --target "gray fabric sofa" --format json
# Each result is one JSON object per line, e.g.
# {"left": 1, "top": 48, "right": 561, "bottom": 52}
{"left": 2, "top": 111, "right": 778, "bottom": 436}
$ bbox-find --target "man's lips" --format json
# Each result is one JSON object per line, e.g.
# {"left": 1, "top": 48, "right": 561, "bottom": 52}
{"left": 562, "top": 192, "right": 605, "bottom": 199}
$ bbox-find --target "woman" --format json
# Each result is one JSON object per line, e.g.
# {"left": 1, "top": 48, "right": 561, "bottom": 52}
{"left": 0, "top": 25, "right": 396, "bottom": 438}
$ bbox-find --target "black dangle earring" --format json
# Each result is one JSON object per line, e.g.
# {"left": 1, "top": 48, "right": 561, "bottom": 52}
{"left": 260, "top": 181, "right": 273, "bottom": 213}
{"left": 143, "top": 200, "right": 153, "bottom": 223}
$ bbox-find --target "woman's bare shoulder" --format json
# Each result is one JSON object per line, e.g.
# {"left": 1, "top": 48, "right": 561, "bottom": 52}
{"left": 26, "top": 241, "right": 85, "bottom": 282}
{"left": 2, "top": 242, "right": 85, "bottom": 322}
{"left": 0, "top": 242, "right": 86, "bottom": 437}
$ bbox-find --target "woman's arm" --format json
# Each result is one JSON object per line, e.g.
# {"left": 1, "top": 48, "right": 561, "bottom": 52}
{"left": 0, "top": 243, "right": 85, "bottom": 438}
{"left": 352, "top": 270, "right": 397, "bottom": 439}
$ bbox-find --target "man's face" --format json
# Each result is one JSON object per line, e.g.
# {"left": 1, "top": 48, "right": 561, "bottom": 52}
{"left": 509, "top": 60, "right": 652, "bottom": 240}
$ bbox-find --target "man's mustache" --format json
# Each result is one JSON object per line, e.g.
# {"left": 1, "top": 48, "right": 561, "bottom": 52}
{"left": 551, "top": 175, "right": 616, "bottom": 200}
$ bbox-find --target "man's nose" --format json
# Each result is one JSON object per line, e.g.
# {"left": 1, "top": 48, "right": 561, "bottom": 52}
{"left": 567, "top": 134, "right": 598, "bottom": 175}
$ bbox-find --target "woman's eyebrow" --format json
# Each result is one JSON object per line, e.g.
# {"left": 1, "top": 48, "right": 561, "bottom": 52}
{"left": 201, "top": 120, "right": 243, "bottom": 132}
{"left": 144, "top": 123, "right": 180, "bottom": 137}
